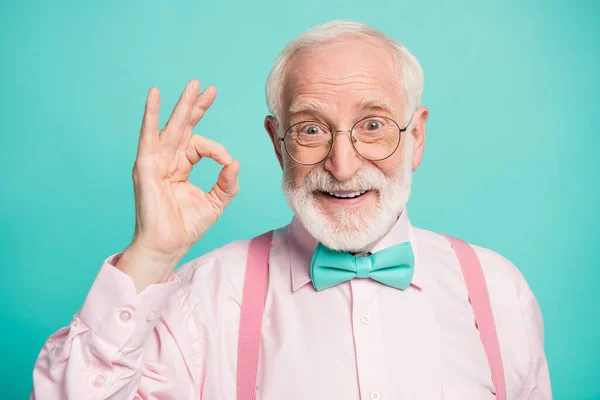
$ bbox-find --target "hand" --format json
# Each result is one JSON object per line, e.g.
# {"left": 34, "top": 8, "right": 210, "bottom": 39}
{"left": 116, "top": 80, "right": 240, "bottom": 291}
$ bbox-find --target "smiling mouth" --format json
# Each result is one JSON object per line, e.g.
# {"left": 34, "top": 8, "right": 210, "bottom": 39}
{"left": 320, "top": 190, "right": 369, "bottom": 199}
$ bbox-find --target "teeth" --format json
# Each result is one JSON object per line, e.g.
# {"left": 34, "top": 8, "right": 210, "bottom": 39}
{"left": 326, "top": 190, "right": 367, "bottom": 199}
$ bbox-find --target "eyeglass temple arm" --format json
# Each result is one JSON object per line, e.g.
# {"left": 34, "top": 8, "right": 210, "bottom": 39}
{"left": 400, "top": 116, "right": 414, "bottom": 132}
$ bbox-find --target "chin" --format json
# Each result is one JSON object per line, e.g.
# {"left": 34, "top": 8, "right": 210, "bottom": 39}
{"left": 321, "top": 214, "right": 392, "bottom": 252}
{"left": 286, "top": 189, "right": 408, "bottom": 253}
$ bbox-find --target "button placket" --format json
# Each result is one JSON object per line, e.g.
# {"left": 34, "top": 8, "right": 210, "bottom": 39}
{"left": 350, "top": 279, "right": 390, "bottom": 399}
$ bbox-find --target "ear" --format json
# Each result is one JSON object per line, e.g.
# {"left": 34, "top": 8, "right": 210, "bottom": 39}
{"left": 265, "top": 115, "right": 284, "bottom": 170}
{"left": 410, "top": 106, "right": 429, "bottom": 171}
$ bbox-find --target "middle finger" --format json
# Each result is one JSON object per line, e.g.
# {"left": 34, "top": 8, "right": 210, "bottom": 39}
{"left": 189, "top": 86, "right": 217, "bottom": 128}
{"left": 161, "top": 80, "right": 200, "bottom": 150}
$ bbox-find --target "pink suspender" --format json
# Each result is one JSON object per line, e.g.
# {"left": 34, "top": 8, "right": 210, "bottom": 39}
{"left": 236, "top": 231, "right": 273, "bottom": 400}
{"left": 236, "top": 232, "right": 506, "bottom": 400}
{"left": 443, "top": 235, "right": 507, "bottom": 400}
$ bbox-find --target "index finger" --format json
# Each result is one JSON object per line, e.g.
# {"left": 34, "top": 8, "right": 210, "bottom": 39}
{"left": 185, "top": 134, "right": 234, "bottom": 166}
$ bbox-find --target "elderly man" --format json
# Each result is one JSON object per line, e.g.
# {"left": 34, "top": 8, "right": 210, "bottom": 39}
{"left": 32, "top": 20, "right": 551, "bottom": 399}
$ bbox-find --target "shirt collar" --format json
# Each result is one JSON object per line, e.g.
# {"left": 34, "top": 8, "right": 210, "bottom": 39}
{"left": 288, "top": 209, "right": 424, "bottom": 292}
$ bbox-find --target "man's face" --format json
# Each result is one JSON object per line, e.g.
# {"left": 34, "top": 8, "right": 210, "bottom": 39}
{"left": 266, "top": 37, "right": 427, "bottom": 252}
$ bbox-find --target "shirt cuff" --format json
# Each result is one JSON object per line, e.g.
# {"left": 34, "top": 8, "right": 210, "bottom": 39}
{"left": 79, "top": 253, "right": 180, "bottom": 349}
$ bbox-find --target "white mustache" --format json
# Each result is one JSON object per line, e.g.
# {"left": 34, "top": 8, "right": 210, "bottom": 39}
{"left": 302, "top": 167, "right": 388, "bottom": 193}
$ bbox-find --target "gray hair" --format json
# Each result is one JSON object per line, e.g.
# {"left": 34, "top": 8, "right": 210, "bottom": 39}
{"left": 265, "top": 20, "right": 424, "bottom": 124}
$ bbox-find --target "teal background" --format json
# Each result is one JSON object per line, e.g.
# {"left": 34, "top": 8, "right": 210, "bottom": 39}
{"left": 1, "top": 0, "right": 598, "bottom": 398}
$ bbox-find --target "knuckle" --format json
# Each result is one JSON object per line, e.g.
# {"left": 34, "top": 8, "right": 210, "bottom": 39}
{"left": 190, "top": 134, "right": 203, "bottom": 146}
{"left": 132, "top": 157, "right": 152, "bottom": 176}
{"left": 216, "top": 143, "right": 226, "bottom": 153}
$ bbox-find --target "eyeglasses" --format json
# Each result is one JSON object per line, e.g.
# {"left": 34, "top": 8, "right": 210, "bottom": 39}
{"left": 278, "top": 115, "right": 412, "bottom": 165}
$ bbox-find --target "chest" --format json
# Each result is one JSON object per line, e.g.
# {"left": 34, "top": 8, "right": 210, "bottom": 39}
{"left": 250, "top": 278, "right": 520, "bottom": 399}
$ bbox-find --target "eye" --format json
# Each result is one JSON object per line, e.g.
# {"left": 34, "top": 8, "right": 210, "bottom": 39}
{"left": 363, "top": 120, "right": 383, "bottom": 130}
{"left": 301, "top": 124, "right": 324, "bottom": 135}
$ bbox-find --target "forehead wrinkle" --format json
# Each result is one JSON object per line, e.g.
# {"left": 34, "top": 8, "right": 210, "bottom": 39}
{"left": 284, "top": 68, "right": 404, "bottom": 122}
{"left": 288, "top": 77, "right": 400, "bottom": 111}
{"left": 294, "top": 71, "right": 400, "bottom": 89}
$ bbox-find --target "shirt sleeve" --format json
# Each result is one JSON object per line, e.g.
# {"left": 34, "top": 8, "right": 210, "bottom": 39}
{"left": 31, "top": 253, "right": 205, "bottom": 399}
{"left": 519, "top": 283, "right": 552, "bottom": 399}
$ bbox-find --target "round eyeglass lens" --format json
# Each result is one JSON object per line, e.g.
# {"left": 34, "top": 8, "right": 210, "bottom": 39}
{"left": 284, "top": 121, "right": 332, "bottom": 165}
{"left": 351, "top": 117, "right": 401, "bottom": 161}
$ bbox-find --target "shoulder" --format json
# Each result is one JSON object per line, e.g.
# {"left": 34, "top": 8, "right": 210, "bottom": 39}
{"left": 413, "top": 227, "right": 535, "bottom": 306}
{"left": 469, "top": 241, "right": 536, "bottom": 308}
{"left": 161, "top": 239, "right": 253, "bottom": 325}
{"left": 174, "top": 239, "right": 251, "bottom": 292}
{"left": 172, "top": 226, "right": 289, "bottom": 296}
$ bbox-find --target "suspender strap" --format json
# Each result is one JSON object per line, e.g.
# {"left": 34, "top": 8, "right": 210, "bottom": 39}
{"left": 444, "top": 235, "right": 507, "bottom": 400}
{"left": 236, "top": 231, "right": 272, "bottom": 400}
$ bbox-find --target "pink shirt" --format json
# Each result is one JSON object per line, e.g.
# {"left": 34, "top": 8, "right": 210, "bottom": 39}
{"left": 32, "top": 211, "right": 552, "bottom": 399}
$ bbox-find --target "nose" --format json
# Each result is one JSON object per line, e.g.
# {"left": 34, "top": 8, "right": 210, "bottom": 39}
{"left": 323, "top": 130, "right": 362, "bottom": 181}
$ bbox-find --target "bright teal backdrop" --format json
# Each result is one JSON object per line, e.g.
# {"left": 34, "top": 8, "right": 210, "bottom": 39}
{"left": 1, "top": 0, "right": 598, "bottom": 398}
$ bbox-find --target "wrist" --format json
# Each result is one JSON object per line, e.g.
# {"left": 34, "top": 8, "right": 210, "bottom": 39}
{"left": 115, "top": 242, "right": 187, "bottom": 293}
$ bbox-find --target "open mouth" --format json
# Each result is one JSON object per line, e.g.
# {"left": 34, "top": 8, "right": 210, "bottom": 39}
{"left": 321, "top": 190, "right": 369, "bottom": 199}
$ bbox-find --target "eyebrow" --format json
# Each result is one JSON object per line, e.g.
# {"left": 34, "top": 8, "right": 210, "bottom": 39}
{"left": 356, "top": 95, "right": 396, "bottom": 115}
{"left": 288, "top": 99, "right": 329, "bottom": 116}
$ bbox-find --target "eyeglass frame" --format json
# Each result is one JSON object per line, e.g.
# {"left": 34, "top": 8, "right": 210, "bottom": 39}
{"left": 277, "top": 114, "right": 414, "bottom": 166}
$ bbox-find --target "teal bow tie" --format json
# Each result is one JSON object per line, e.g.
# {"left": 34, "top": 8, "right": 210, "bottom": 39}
{"left": 309, "top": 242, "right": 415, "bottom": 291}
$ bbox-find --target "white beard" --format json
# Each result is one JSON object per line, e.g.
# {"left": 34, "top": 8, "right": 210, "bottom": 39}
{"left": 282, "top": 134, "right": 414, "bottom": 253}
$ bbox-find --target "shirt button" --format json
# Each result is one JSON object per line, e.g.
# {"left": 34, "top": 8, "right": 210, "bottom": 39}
{"left": 361, "top": 314, "right": 371, "bottom": 324}
{"left": 370, "top": 391, "right": 381, "bottom": 400}
{"left": 92, "top": 374, "right": 106, "bottom": 387}
{"left": 145, "top": 311, "right": 155, "bottom": 322}
{"left": 119, "top": 310, "right": 132, "bottom": 322}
